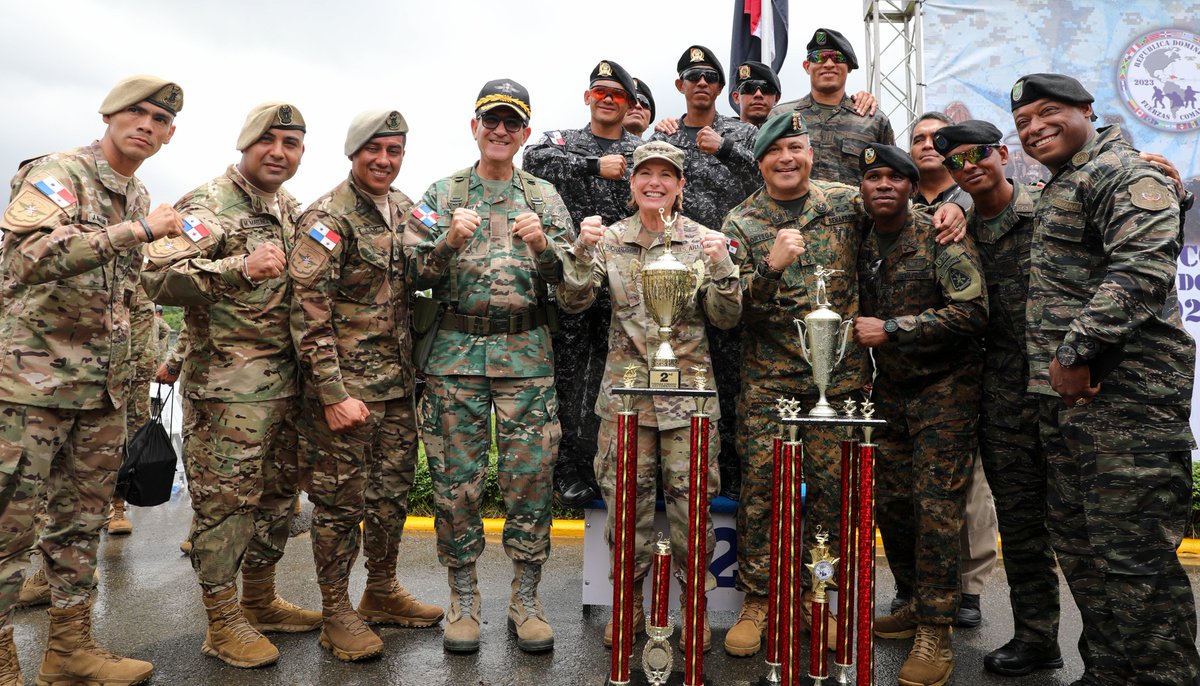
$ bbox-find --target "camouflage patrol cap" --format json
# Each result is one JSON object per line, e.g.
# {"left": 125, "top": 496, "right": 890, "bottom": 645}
{"left": 931, "top": 120, "right": 1002, "bottom": 156}
{"left": 860, "top": 144, "right": 919, "bottom": 183}
{"left": 753, "top": 112, "right": 809, "bottom": 160}
{"left": 476, "top": 79, "right": 531, "bottom": 123}
{"left": 237, "top": 101, "right": 306, "bottom": 151}
{"left": 676, "top": 45, "right": 726, "bottom": 85}
{"left": 632, "top": 141, "right": 685, "bottom": 174}
{"left": 98, "top": 75, "right": 184, "bottom": 116}
{"left": 807, "top": 28, "right": 858, "bottom": 70}
{"left": 590, "top": 59, "right": 636, "bottom": 97}
{"left": 344, "top": 110, "right": 409, "bottom": 156}
{"left": 1010, "top": 73, "right": 1094, "bottom": 111}
{"left": 633, "top": 78, "right": 656, "bottom": 121}
{"left": 734, "top": 61, "right": 781, "bottom": 94}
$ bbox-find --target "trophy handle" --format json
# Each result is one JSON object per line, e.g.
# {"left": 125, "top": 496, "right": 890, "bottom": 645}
{"left": 834, "top": 319, "right": 853, "bottom": 367}
{"left": 793, "top": 318, "right": 811, "bottom": 364}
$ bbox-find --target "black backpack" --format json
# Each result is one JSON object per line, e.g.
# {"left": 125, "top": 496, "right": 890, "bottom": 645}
{"left": 116, "top": 387, "right": 179, "bottom": 507}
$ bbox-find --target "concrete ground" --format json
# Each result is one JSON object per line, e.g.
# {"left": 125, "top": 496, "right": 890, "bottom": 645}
{"left": 10, "top": 492, "right": 1200, "bottom": 686}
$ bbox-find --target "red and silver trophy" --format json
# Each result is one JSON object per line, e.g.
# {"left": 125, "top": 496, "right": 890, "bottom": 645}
{"left": 641, "top": 536, "right": 674, "bottom": 685}
{"left": 807, "top": 529, "right": 839, "bottom": 684}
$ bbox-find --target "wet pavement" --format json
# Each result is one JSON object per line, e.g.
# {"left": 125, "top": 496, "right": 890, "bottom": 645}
{"left": 11, "top": 492, "right": 1200, "bottom": 686}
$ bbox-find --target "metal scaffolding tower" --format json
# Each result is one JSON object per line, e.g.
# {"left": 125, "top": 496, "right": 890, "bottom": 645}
{"left": 864, "top": 0, "right": 925, "bottom": 142}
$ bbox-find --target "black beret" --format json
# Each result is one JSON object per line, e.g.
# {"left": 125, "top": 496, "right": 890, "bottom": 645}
{"left": 807, "top": 28, "right": 858, "bottom": 70}
{"left": 475, "top": 78, "right": 531, "bottom": 122}
{"left": 633, "top": 78, "right": 656, "bottom": 122}
{"left": 676, "top": 45, "right": 726, "bottom": 85}
{"left": 931, "top": 120, "right": 1003, "bottom": 156}
{"left": 1010, "top": 73, "right": 1094, "bottom": 111}
{"left": 860, "top": 144, "right": 919, "bottom": 183}
{"left": 734, "top": 60, "right": 781, "bottom": 93}
{"left": 590, "top": 59, "right": 636, "bottom": 98}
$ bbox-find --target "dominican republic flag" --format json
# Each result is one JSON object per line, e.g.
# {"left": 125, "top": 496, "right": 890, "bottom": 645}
{"left": 412, "top": 204, "right": 438, "bottom": 228}
{"left": 182, "top": 215, "right": 211, "bottom": 242}
{"left": 729, "top": 0, "right": 789, "bottom": 110}
{"left": 33, "top": 176, "right": 78, "bottom": 208}
{"left": 308, "top": 223, "right": 341, "bottom": 251}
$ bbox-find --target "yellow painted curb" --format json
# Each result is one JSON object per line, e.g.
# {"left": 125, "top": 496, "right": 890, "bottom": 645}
{"left": 405, "top": 516, "right": 586, "bottom": 538}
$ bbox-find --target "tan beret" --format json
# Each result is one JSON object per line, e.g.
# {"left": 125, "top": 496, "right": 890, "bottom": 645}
{"left": 236, "top": 101, "right": 306, "bottom": 151}
{"left": 344, "top": 110, "right": 409, "bottom": 156}
{"left": 98, "top": 75, "right": 183, "bottom": 116}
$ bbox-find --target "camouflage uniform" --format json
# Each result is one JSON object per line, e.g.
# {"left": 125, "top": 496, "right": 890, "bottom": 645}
{"left": 858, "top": 210, "right": 988, "bottom": 625}
{"left": 722, "top": 183, "right": 870, "bottom": 595}
{"left": 288, "top": 174, "right": 418, "bottom": 586}
{"left": 142, "top": 164, "right": 303, "bottom": 589}
{"left": 523, "top": 125, "right": 643, "bottom": 498}
{"left": 0, "top": 141, "right": 148, "bottom": 623}
{"left": 1027, "top": 126, "right": 1199, "bottom": 684}
{"left": 558, "top": 213, "right": 741, "bottom": 578}
{"left": 971, "top": 182, "right": 1060, "bottom": 646}
{"left": 769, "top": 95, "right": 895, "bottom": 185}
{"left": 407, "top": 166, "right": 570, "bottom": 569}
{"left": 651, "top": 114, "right": 760, "bottom": 499}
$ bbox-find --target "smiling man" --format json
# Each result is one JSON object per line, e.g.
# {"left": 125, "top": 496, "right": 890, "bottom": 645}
{"left": 408, "top": 79, "right": 572, "bottom": 655}
{"left": 1011, "top": 72, "right": 1200, "bottom": 686}
{"left": 143, "top": 101, "right": 320, "bottom": 670}
{"left": 622, "top": 78, "right": 655, "bottom": 138}
{"left": 0, "top": 74, "right": 184, "bottom": 686}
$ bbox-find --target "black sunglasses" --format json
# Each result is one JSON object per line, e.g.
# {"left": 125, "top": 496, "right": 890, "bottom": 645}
{"left": 478, "top": 113, "right": 524, "bottom": 133}
{"left": 681, "top": 68, "right": 720, "bottom": 84}
{"left": 737, "top": 79, "right": 779, "bottom": 96}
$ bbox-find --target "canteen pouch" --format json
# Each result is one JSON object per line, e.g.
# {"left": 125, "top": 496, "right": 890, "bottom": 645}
{"left": 412, "top": 294, "right": 444, "bottom": 368}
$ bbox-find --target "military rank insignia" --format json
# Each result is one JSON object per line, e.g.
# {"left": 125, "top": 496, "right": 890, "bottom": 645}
{"left": 412, "top": 204, "right": 438, "bottom": 228}
{"left": 33, "top": 176, "right": 77, "bottom": 209}
{"left": 308, "top": 222, "right": 342, "bottom": 250}
{"left": 183, "top": 215, "right": 211, "bottom": 243}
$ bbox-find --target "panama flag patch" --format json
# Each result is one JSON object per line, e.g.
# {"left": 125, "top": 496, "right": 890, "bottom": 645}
{"left": 33, "top": 176, "right": 77, "bottom": 208}
{"left": 727, "top": 238, "right": 740, "bottom": 255}
{"left": 547, "top": 130, "right": 566, "bottom": 146}
{"left": 308, "top": 223, "right": 341, "bottom": 251}
{"left": 412, "top": 204, "right": 438, "bottom": 228}
{"left": 182, "top": 215, "right": 211, "bottom": 242}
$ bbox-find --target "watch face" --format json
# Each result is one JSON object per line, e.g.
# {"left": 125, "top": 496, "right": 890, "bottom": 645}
{"left": 1056, "top": 344, "right": 1078, "bottom": 367}
{"left": 884, "top": 319, "right": 898, "bottom": 334}
{"left": 813, "top": 560, "right": 835, "bottom": 582}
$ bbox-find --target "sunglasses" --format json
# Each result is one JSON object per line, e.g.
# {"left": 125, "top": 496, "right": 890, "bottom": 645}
{"left": 681, "top": 68, "right": 720, "bottom": 84}
{"left": 634, "top": 95, "right": 651, "bottom": 109}
{"left": 942, "top": 144, "right": 999, "bottom": 170}
{"left": 478, "top": 113, "right": 525, "bottom": 133}
{"left": 807, "top": 49, "right": 848, "bottom": 64}
{"left": 736, "top": 79, "right": 779, "bottom": 96}
{"left": 589, "top": 85, "right": 630, "bottom": 106}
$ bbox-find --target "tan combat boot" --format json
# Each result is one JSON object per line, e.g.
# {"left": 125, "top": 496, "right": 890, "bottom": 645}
{"left": 106, "top": 498, "right": 132, "bottom": 536}
{"left": 898, "top": 624, "right": 954, "bottom": 686}
{"left": 0, "top": 627, "right": 20, "bottom": 686}
{"left": 318, "top": 578, "right": 383, "bottom": 662}
{"left": 725, "top": 593, "right": 768, "bottom": 656}
{"left": 240, "top": 564, "right": 321, "bottom": 633}
{"left": 874, "top": 599, "right": 919, "bottom": 639}
{"left": 602, "top": 584, "right": 645, "bottom": 648}
{"left": 679, "top": 612, "right": 713, "bottom": 653}
{"left": 507, "top": 562, "right": 553, "bottom": 653}
{"left": 357, "top": 564, "right": 444, "bottom": 627}
{"left": 200, "top": 585, "right": 278, "bottom": 668}
{"left": 17, "top": 567, "right": 50, "bottom": 609}
{"left": 179, "top": 539, "right": 192, "bottom": 555}
{"left": 800, "top": 589, "right": 839, "bottom": 651}
{"left": 443, "top": 565, "right": 481, "bottom": 653}
{"left": 37, "top": 601, "right": 155, "bottom": 684}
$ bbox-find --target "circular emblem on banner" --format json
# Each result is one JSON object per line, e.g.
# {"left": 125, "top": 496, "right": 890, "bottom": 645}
{"left": 1118, "top": 28, "right": 1200, "bottom": 132}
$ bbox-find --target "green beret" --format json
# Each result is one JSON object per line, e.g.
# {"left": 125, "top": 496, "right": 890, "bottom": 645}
{"left": 345, "top": 110, "right": 409, "bottom": 156}
{"left": 931, "top": 120, "right": 1002, "bottom": 156}
{"left": 237, "top": 101, "right": 305, "bottom": 152}
{"left": 98, "top": 75, "right": 183, "bottom": 116}
{"left": 633, "top": 141, "right": 684, "bottom": 174}
{"left": 754, "top": 112, "right": 809, "bottom": 160}
{"left": 860, "top": 144, "right": 919, "bottom": 183}
{"left": 1010, "top": 73, "right": 1094, "bottom": 111}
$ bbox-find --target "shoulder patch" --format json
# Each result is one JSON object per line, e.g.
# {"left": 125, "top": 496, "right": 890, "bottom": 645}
{"left": 412, "top": 203, "right": 438, "bottom": 228}
{"left": 306, "top": 222, "right": 342, "bottom": 251}
{"left": 288, "top": 238, "right": 330, "bottom": 285}
{"left": 544, "top": 130, "right": 566, "bottom": 146}
{"left": 3, "top": 189, "right": 61, "bottom": 230}
{"left": 32, "top": 175, "right": 78, "bottom": 209}
{"left": 181, "top": 215, "right": 216, "bottom": 247}
{"left": 145, "top": 235, "right": 198, "bottom": 263}
{"left": 1129, "top": 177, "right": 1172, "bottom": 212}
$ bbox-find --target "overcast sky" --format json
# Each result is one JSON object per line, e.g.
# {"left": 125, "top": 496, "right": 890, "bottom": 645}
{"left": 0, "top": 1, "right": 867, "bottom": 205}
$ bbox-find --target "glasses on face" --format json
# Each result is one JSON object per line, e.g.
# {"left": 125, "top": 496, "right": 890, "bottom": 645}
{"left": 807, "top": 49, "right": 848, "bottom": 65}
{"left": 736, "top": 79, "right": 779, "bottom": 96}
{"left": 681, "top": 68, "right": 720, "bottom": 84}
{"left": 634, "top": 95, "right": 651, "bottom": 109}
{"left": 478, "top": 113, "right": 525, "bottom": 133}
{"left": 589, "top": 86, "right": 630, "bottom": 106}
{"left": 942, "top": 144, "right": 998, "bottom": 170}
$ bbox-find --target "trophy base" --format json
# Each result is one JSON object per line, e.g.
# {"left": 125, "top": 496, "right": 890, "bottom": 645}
{"left": 611, "top": 669, "right": 709, "bottom": 686}
{"left": 648, "top": 367, "right": 682, "bottom": 389}
{"left": 807, "top": 403, "right": 840, "bottom": 418}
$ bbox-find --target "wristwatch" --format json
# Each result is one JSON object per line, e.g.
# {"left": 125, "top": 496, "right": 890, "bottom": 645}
{"left": 1055, "top": 344, "right": 1082, "bottom": 367}
{"left": 883, "top": 318, "right": 900, "bottom": 342}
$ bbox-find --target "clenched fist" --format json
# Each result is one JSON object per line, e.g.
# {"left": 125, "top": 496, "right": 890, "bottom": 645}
{"left": 512, "top": 212, "right": 548, "bottom": 253}
{"left": 766, "top": 228, "right": 805, "bottom": 271}
{"left": 143, "top": 204, "right": 184, "bottom": 241}
{"left": 579, "top": 215, "right": 605, "bottom": 247}
{"left": 446, "top": 208, "right": 482, "bottom": 250}
{"left": 245, "top": 242, "right": 285, "bottom": 281}
{"left": 598, "top": 154, "right": 627, "bottom": 180}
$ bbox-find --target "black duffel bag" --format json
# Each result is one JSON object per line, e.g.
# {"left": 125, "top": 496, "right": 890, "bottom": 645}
{"left": 116, "top": 387, "right": 178, "bottom": 507}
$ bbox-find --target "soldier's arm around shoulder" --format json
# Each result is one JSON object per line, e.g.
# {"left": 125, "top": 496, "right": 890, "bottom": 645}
{"left": 141, "top": 203, "right": 239, "bottom": 306}
{"left": 530, "top": 183, "right": 573, "bottom": 285}
{"left": 522, "top": 132, "right": 586, "bottom": 187}
{"left": 1, "top": 161, "right": 145, "bottom": 284}
{"left": 716, "top": 121, "right": 763, "bottom": 189}
{"left": 288, "top": 208, "right": 349, "bottom": 405}
{"left": 406, "top": 183, "right": 455, "bottom": 290}
{"left": 913, "top": 232, "right": 988, "bottom": 339}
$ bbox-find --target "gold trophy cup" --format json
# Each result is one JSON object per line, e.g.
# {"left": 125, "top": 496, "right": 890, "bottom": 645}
{"left": 794, "top": 265, "right": 853, "bottom": 417}
{"left": 642, "top": 208, "right": 699, "bottom": 389}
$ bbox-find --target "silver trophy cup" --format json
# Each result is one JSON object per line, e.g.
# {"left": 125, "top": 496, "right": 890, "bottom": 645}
{"left": 794, "top": 266, "right": 853, "bottom": 417}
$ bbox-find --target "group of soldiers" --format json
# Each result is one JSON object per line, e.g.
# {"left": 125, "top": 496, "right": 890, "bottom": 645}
{"left": 0, "top": 22, "right": 1195, "bottom": 686}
